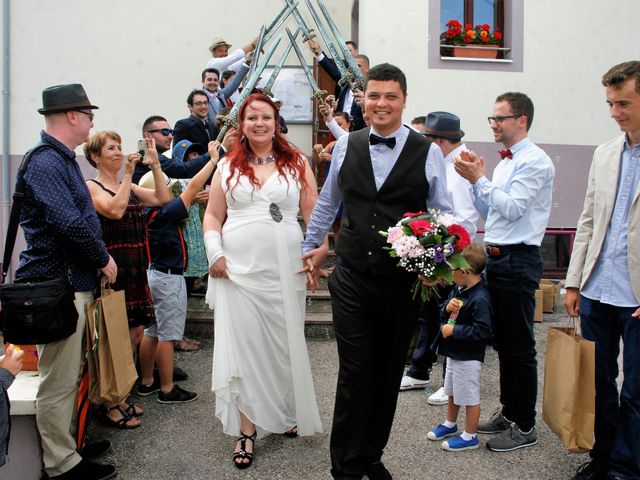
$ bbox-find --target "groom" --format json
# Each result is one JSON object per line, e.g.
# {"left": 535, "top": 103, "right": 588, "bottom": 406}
{"left": 302, "top": 63, "right": 453, "bottom": 480}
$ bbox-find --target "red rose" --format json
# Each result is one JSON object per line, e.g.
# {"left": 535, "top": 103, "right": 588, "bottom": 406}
{"left": 465, "top": 23, "right": 473, "bottom": 30}
{"left": 447, "top": 224, "right": 471, "bottom": 252}
{"left": 482, "top": 24, "right": 491, "bottom": 31}
{"left": 409, "top": 220, "right": 433, "bottom": 236}
{"left": 481, "top": 36, "right": 490, "bottom": 43}
{"left": 495, "top": 31, "right": 503, "bottom": 40}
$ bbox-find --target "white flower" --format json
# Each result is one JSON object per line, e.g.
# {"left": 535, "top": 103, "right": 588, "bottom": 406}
{"left": 437, "top": 213, "right": 456, "bottom": 227}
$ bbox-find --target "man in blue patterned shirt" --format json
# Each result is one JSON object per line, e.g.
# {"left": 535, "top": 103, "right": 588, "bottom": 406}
{"left": 15, "top": 84, "right": 117, "bottom": 480}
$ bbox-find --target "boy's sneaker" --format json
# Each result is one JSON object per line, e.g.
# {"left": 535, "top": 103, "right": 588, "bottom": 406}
{"left": 399, "top": 375, "right": 430, "bottom": 391}
{"left": 477, "top": 409, "right": 511, "bottom": 434}
{"left": 157, "top": 384, "right": 198, "bottom": 404}
{"left": 486, "top": 423, "right": 538, "bottom": 452}
{"left": 442, "top": 434, "right": 480, "bottom": 452}
{"left": 137, "top": 379, "right": 160, "bottom": 396}
{"left": 427, "top": 423, "right": 458, "bottom": 441}
{"left": 427, "top": 386, "right": 448, "bottom": 406}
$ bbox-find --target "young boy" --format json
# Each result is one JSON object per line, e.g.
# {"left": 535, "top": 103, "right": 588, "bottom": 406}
{"left": 138, "top": 141, "right": 220, "bottom": 404}
{"left": 427, "top": 243, "right": 492, "bottom": 451}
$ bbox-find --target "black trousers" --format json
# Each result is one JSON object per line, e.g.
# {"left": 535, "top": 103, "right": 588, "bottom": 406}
{"left": 485, "top": 248, "right": 543, "bottom": 431}
{"left": 407, "top": 285, "right": 453, "bottom": 380}
{"left": 328, "top": 263, "right": 421, "bottom": 479}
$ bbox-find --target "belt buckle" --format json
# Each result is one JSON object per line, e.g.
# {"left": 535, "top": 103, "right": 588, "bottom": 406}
{"left": 486, "top": 246, "right": 501, "bottom": 256}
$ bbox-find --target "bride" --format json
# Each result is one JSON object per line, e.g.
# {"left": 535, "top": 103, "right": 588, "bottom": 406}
{"left": 202, "top": 93, "right": 324, "bottom": 469}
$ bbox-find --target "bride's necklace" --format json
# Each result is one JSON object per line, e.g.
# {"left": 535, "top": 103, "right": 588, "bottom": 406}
{"left": 248, "top": 154, "right": 276, "bottom": 165}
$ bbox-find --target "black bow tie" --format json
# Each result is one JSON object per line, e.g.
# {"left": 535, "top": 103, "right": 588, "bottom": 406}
{"left": 369, "top": 134, "right": 396, "bottom": 149}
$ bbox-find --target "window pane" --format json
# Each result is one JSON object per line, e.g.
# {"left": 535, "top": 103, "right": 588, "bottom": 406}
{"left": 441, "top": 0, "right": 463, "bottom": 31}
{"left": 474, "top": 0, "right": 496, "bottom": 26}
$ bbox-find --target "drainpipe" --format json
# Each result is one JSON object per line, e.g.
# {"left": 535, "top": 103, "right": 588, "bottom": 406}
{"left": 2, "top": 0, "right": 10, "bottom": 262}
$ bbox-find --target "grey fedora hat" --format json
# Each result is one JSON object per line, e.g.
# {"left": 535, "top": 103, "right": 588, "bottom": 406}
{"left": 38, "top": 83, "right": 99, "bottom": 115}
{"left": 424, "top": 111, "right": 465, "bottom": 140}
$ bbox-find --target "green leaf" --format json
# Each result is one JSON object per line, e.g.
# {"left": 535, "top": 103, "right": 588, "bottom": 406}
{"left": 447, "top": 253, "right": 470, "bottom": 270}
{"left": 434, "top": 263, "right": 453, "bottom": 284}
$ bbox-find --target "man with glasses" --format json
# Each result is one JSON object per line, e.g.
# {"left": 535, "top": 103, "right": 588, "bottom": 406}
{"left": 454, "top": 92, "right": 555, "bottom": 452}
{"left": 173, "top": 89, "right": 219, "bottom": 148}
{"left": 132, "top": 115, "right": 214, "bottom": 183}
{"left": 16, "top": 84, "right": 117, "bottom": 479}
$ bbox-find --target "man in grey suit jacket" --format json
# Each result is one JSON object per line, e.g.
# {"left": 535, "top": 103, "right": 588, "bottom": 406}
{"left": 565, "top": 61, "right": 640, "bottom": 480}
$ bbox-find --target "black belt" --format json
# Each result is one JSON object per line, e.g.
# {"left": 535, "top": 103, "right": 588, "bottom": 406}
{"left": 150, "top": 265, "right": 183, "bottom": 275}
{"left": 485, "top": 244, "right": 539, "bottom": 257}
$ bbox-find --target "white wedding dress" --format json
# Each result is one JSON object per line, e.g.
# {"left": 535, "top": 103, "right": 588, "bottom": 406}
{"left": 206, "top": 159, "right": 322, "bottom": 437}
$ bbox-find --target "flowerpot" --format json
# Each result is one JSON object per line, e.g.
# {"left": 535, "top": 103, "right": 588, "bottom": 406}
{"left": 452, "top": 46, "right": 498, "bottom": 59}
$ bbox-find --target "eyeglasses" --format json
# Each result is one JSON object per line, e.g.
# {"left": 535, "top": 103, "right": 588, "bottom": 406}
{"left": 192, "top": 101, "right": 209, "bottom": 107}
{"left": 146, "top": 128, "right": 174, "bottom": 136}
{"left": 74, "top": 110, "right": 94, "bottom": 121}
{"left": 487, "top": 115, "right": 520, "bottom": 125}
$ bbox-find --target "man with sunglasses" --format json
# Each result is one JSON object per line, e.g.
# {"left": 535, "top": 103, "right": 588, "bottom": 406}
{"left": 454, "top": 92, "right": 555, "bottom": 453}
{"left": 133, "top": 115, "right": 233, "bottom": 183}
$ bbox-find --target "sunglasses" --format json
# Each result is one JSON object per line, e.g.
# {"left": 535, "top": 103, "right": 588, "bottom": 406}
{"left": 147, "top": 128, "right": 174, "bottom": 136}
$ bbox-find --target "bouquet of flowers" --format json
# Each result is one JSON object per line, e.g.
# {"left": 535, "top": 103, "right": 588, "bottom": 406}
{"left": 380, "top": 210, "right": 471, "bottom": 300}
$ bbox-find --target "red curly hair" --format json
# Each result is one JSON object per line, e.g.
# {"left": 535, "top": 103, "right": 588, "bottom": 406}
{"left": 225, "top": 93, "right": 308, "bottom": 193}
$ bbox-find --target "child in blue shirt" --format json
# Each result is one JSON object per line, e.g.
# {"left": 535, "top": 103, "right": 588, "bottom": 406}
{"left": 427, "top": 243, "right": 493, "bottom": 451}
{"left": 138, "top": 141, "right": 219, "bottom": 404}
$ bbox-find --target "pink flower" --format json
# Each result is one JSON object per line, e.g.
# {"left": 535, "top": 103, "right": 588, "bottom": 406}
{"left": 387, "top": 226, "right": 404, "bottom": 244}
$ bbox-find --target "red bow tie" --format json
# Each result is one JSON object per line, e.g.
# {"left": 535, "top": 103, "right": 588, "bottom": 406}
{"left": 499, "top": 149, "right": 513, "bottom": 159}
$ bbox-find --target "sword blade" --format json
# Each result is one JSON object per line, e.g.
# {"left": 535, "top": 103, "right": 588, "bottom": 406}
{"left": 263, "top": 1, "right": 297, "bottom": 44}
{"left": 262, "top": 27, "right": 301, "bottom": 97}
{"left": 302, "top": 0, "right": 349, "bottom": 81}
{"left": 285, "top": 0, "right": 314, "bottom": 41}
{"left": 245, "top": 25, "right": 266, "bottom": 85}
{"left": 314, "top": 0, "right": 362, "bottom": 78}
{"left": 216, "top": 35, "right": 283, "bottom": 141}
{"left": 285, "top": 27, "right": 324, "bottom": 99}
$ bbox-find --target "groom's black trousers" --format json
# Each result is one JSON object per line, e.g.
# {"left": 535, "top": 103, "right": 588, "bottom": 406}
{"left": 328, "top": 260, "right": 421, "bottom": 479}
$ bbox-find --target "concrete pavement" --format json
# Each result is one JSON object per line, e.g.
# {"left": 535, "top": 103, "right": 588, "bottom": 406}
{"left": 88, "top": 308, "right": 592, "bottom": 480}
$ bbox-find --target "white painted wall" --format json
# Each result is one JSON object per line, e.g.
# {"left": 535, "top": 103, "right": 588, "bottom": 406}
{"left": 359, "top": 0, "right": 639, "bottom": 146}
{"left": 0, "top": 0, "right": 353, "bottom": 156}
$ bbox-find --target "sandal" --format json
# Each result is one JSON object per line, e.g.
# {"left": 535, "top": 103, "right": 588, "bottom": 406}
{"left": 232, "top": 431, "right": 257, "bottom": 469}
{"left": 101, "top": 405, "right": 141, "bottom": 429}
{"left": 121, "top": 400, "right": 144, "bottom": 417}
{"left": 283, "top": 425, "right": 298, "bottom": 438}
{"left": 175, "top": 337, "right": 201, "bottom": 352}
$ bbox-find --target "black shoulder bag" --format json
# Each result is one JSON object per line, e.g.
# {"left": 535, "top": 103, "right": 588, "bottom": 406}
{"left": 0, "top": 144, "right": 79, "bottom": 344}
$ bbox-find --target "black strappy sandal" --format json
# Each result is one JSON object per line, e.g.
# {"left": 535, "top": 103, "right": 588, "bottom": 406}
{"left": 283, "top": 425, "right": 298, "bottom": 438}
{"left": 232, "top": 431, "right": 257, "bottom": 469}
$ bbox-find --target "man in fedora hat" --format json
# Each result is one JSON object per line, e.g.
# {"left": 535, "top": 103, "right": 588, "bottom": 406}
{"left": 206, "top": 35, "right": 257, "bottom": 74}
{"left": 400, "top": 111, "right": 479, "bottom": 405}
{"left": 15, "top": 83, "right": 117, "bottom": 479}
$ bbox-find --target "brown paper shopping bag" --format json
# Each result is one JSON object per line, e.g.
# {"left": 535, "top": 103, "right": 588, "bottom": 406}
{"left": 85, "top": 288, "right": 138, "bottom": 405}
{"left": 542, "top": 324, "right": 595, "bottom": 453}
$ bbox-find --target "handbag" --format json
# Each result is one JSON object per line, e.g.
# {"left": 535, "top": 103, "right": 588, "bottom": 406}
{"left": 542, "top": 319, "right": 595, "bottom": 453}
{"left": 0, "top": 143, "right": 79, "bottom": 345}
{"left": 85, "top": 287, "right": 138, "bottom": 405}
